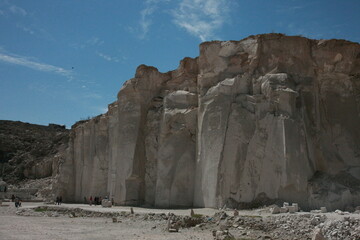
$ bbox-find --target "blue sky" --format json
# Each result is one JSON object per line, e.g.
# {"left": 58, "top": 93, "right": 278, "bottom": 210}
{"left": 0, "top": 0, "right": 359, "bottom": 128}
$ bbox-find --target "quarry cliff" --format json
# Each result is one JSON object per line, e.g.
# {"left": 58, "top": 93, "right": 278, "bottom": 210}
{"left": 56, "top": 33, "right": 360, "bottom": 210}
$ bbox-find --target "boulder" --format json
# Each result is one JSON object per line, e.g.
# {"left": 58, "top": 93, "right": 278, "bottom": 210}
{"left": 312, "top": 228, "right": 325, "bottom": 240}
{"left": 271, "top": 206, "right": 280, "bottom": 214}
{"left": 280, "top": 207, "right": 288, "bottom": 213}
{"left": 101, "top": 199, "right": 112, "bottom": 208}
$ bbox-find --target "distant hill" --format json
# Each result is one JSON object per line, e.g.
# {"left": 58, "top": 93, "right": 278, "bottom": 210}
{"left": 0, "top": 120, "right": 69, "bottom": 184}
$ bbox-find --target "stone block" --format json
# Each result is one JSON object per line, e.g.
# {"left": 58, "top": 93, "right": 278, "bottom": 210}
{"left": 292, "top": 203, "right": 299, "bottom": 212}
{"left": 271, "top": 205, "right": 280, "bottom": 214}
{"left": 280, "top": 207, "right": 288, "bottom": 213}
{"left": 320, "top": 207, "right": 327, "bottom": 213}
{"left": 101, "top": 199, "right": 112, "bottom": 208}
{"left": 288, "top": 206, "right": 296, "bottom": 213}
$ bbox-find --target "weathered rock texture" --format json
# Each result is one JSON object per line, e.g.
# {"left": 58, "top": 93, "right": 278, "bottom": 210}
{"left": 59, "top": 34, "right": 360, "bottom": 210}
{"left": 0, "top": 121, "right": 69, "bottom": 200}
{"left": 0, "top": 121, "right": 68, "bottom": 183}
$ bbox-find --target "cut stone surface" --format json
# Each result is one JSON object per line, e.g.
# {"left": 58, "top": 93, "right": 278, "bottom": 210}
{"left": 56, "top": 34, "right": 360, "bottom": 211}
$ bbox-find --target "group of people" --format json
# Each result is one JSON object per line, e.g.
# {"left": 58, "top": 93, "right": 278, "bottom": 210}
{"left": 11, "top": 195, "right": 22, "bottom": 208}
{"left": 88, "top": 196, "right": 102, "bottom": 205}
{"left": 55, "top": 196, "right": 63, "bottom": 205}
{"left": 86, "top": 196, "right": 114, "bottom": 206}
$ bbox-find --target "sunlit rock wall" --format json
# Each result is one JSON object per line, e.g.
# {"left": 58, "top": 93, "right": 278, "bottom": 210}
{"left": 59, "top": 34, "right": 360, "bottom": 210}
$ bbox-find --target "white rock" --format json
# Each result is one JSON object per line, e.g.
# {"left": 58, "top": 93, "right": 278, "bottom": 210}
{"left": 57, "top": 35, "right": 360, "bottom": 212}
{"left": 292, "top": 203, "right": 299, "bottom": 212}
{"left": 288, "top": 206, "right": 296, "bottom": 213}
{"left": 280, "top": 207, "right": 288, "bottom": 213}
{"left": 312, "top": 228, "right": 325, "bottom": 240}
{"left": 271, "top": 206, "right": 280, "bottom": 214}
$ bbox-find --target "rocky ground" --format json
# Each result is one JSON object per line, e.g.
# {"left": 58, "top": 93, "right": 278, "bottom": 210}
{"left": 0, "top": 120, "right": 69, "bottom": 184}
{"left": 0, "top": 120, "right": 69, "bottom": 201}
{"left": 1, "top": 202, "right": 360, "bottom": 240}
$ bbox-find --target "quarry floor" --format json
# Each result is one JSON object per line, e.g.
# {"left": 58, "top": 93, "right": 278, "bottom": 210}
{"left": 0, "top": 202, "right": 213, "bottom": 240}
{"left": 1, "top": 202, "right": 360, "bottom": 240}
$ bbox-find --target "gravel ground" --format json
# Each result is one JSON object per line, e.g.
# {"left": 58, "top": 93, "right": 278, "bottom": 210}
{"left": 1, "top": 202, "right": 360, "bottom": 240}
{"left": 0, "top": 202, "right": 213, "bottom": 240}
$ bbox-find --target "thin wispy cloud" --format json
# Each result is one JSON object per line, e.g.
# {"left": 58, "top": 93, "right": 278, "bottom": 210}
{"left": 71, "top": 37, "right": 104, "bottom": 49}
{"left": 87, "top": 37, "right": 104, "bottom": 46}
{"left": 172, "top": 0, "right": 229, "bottom": 41}
{"left": 96, "top": 52, "right": 119, "bottom": 62}
{"left": 1, "top": 3, "right": 55, "bottom": 41}
{"left": 0, "top": 2, "right": 27, "bottom": 17}
{"left": 9, "top": 5, "right": 27, "bottom": 16}
{"left": 0, "top": 50, "right": 73, "bottom": 78}
{"left": 138, "top": 0, "right": 170, "bottom": 39}
{"left": 276, "top": 2, "right": 318, "bottom": 13}
{"left": 139, "top": 5, "right": 156, "bottom": 39}
{"left": 16, "top": 24, "right": 35, "bottom": 35}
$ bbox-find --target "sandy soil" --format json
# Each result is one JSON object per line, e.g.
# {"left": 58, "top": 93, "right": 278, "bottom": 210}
{"left": 1, "top": 202, "right": 360, "bottom": 240}
{"left": 0, "top": 202, "right": 214, "bottom": 240}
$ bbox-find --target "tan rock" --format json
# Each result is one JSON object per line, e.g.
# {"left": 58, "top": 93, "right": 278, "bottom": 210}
{"left": 58, "top": 34, "right": 360, "bottom": 211}
{"left": 271, "top": 206, "right": 280, "bottom": 214}
{"left": 312, "top": 228, "right": 325, "bottom": 240}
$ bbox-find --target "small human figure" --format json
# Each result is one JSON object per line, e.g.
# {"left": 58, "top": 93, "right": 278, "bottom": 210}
{"left": 14, "top": 197, "right": 19, "bottom": 208}
{"left": 111, "top": 198, "right": 114, "bottom": 206}
{"left": 89, "top": 196, "right": 93, "bottom": 206}
{"left": 11, "top": 194, "right": 15, "bottom": 202}
{"left": 18, "top": 199, "right": 22, "bottom": 207}
{"left": 59, "top": 196, "right": 62, "bottom": 205}
{"left": 84, "top": 196, "right": 87, "bottom": 204}
{"left": 4, "top": 186, "right": 7, "bottom": 192}
{"left": 56, "top": 196, "right": 59, "bottom": 205}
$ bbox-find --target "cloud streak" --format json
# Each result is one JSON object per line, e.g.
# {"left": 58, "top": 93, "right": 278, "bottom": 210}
{"left": 139, "top": 5, "right": 156, "bottom": 39}
{"left": 138, "top": 0, "right": 170, "bottom": 39}
{"left": 9, "top": 5, "right": 27, "bottom": 16}
{"left": 96, "top": 52, "right": 120, "bottom": 62}
{"left": 0, "top": 51, "right": 72, "bottom": 77}
{"left": 71, "top": 37, "right": 104, "bottom": 49}
{"left": 172, "top": 0, "right": 229, "bottom": 41}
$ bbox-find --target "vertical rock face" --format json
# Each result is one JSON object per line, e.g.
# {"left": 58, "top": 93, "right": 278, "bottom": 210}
{"left": 59, "top": 34, "right": 360, "bottom": 210}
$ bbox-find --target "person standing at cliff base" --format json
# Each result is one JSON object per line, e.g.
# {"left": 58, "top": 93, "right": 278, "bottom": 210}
{"left": 14, "top": 197, "right": 19, "bottom": 208}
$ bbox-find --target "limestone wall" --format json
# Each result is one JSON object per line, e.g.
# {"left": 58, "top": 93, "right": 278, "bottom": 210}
{"left": 59, "top": 34, "right": 360, "bottom": 210}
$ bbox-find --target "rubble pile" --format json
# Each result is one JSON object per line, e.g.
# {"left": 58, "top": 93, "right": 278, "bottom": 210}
{"left": 322, "top": 217, "right": 360, "bottom": 239}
